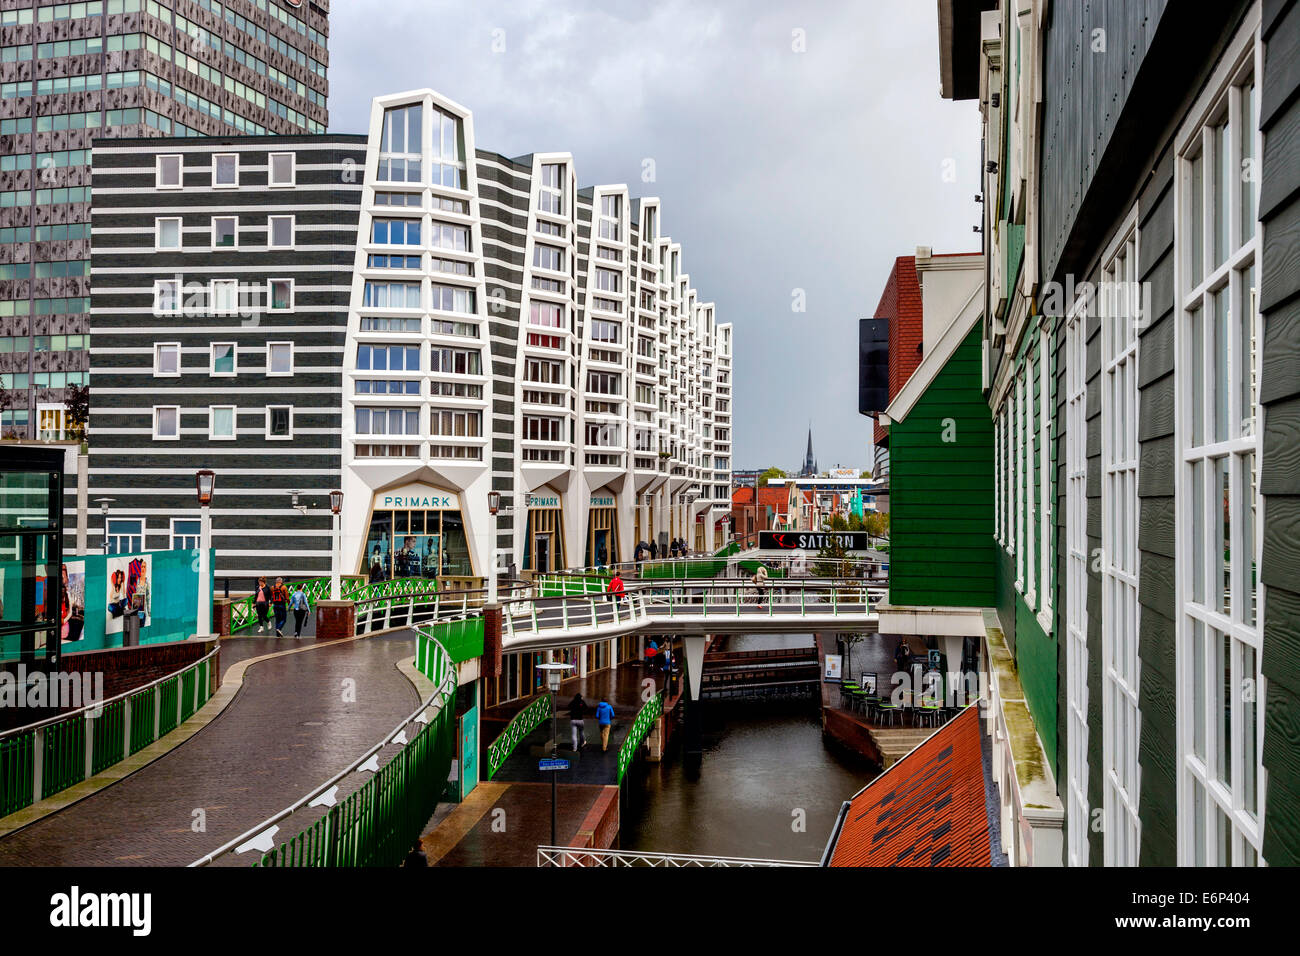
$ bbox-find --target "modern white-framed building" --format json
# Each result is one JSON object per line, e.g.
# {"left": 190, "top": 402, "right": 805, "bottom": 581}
{"left": 340, "top": 89, "right": 732, "bottom": 586}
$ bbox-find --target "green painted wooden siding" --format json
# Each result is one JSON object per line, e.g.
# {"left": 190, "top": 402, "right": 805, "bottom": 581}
{"left": 888, "top": 325, "right": 994, "bottom": 607}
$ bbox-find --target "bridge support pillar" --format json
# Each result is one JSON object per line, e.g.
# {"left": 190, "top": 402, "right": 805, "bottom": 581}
{"left": 682, "top": 635, "right": 708, "bottom": 762}
{"left": 482, "top": 604, "right": 502, "bottom": 678}
{"left": 315, "top": 600, "right": 354, "bottom": 641}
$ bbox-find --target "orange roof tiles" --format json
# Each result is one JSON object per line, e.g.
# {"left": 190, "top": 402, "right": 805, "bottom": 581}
{"left": 825, "top": 705, "right": 991, "bottom": 867}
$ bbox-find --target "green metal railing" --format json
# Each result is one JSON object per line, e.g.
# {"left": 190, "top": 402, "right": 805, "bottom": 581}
{"left": 191, "top": 628, "right": 458, "bottom": 868}
{"left": 0, "top": 646, "right": 219, "bottom": 820}
{"left": 534, "top": 573, "right": 610, "bottom": 596}
{"left": 485, "top": 693, "right": 552, "bottom": 780}
{"left": 617, "top": 690, "right": 664, "bottom": 784}
{"left": 229, "top": 576, "right": 436, "bottom": 633}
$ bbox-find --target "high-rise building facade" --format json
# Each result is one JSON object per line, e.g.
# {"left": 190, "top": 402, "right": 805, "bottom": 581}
{"left": 84, "top": 88, "right": 733, "bottom": 589}
{"left": 0, "top": 0, "right": 329, "bottom": 440}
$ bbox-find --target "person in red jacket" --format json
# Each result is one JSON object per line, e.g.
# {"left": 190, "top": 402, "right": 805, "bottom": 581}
{"left": 608, "top": 572, "right": 625, "bottom": 603}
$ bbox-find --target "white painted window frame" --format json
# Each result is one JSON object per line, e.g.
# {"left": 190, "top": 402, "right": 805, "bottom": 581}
{"left": 266, "top": 340, "right": 294, "bottom": 377}
{"left": 1064, "top": 290, "right": 1091, "bottom": 866}
{"left": 152, "top": 404, "right": 180, "bottom": 441}
{"left": 153, "top": 341, "right": 181, "bottom": 378}
{"left": 212, "top": 151, "right": 239, "bottom": 189}
{"left": 208, "top": 404, "right": 237, "bottom": 441}
{"left": 266, "top": 404, "right": 294, "bottom": 441}
{"left": 267, "top": 214, "right": 295, "bottom": 250}
{"left": 211, "top": 215, "right": 239, "bottom": 251}
{"left": 1173, "top": 1, "right": 1264, "bottom": 867}
{"left": 154, "top": 215, "right": 182, "bottom": 251}
{"left": 155, "top": 153, "right": 182, "bottom": 190}
{"left": 268, "top": 151, "right": 295, "bottom": 188}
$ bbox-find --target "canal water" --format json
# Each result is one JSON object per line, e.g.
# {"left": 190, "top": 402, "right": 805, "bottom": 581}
{"left": 621, "top": 633, "right": 881, "bottom": 862}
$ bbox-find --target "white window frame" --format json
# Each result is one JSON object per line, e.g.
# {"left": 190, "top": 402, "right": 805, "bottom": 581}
{"left": 35, "top": 402, "right": 67, "bottom": 441}
{"left": 1173, "top": 3, "right": 1263, "bottom": 868}
{"left": 1038, "top": 324, "right": 1054, "bottom": 631}
{"left": 153, "top": 341, "right": 181, "bottom": 378}
{"left": 212, "top": 152, "right": 239, "bottom": 189}
{"left": 155, "top": 216, "right": 182, "bottom": 251}
{"left": 208, "top": 404, "right": 237, "bottom": 441}
{"left": 994, "top": 411, "right": 1002, "bottom": 546}
{"left": 266, "top": 341, "right": 294, "bottom": 378}
{"left": 153, "top": 404, "right": 180, "bottom": 441}
{"left": 1025, "top": 348, "right": 1037, "bottom": 610}
{"left": 1100, "top": 207, "right": 1143, "bottom": 866}
{"left": 266, "top": 404, "right": 294, "bottom": 441}
{"left": 1064, "top": 290, "right": 1091, "bottom": 867}
{"left": 170, "top": 518, "right": 202, "bottom": 551}
{"left": 210, "top": 341, "right": 238, "bottom": 377}
{"left": 1015, "top": 366, "right": 1026, "bottom": 592}
{"left": 211, "top": 215, "right": 239, "bottom": 250}
{"left": 267, "top": 278, "right": 294, "bottom": 312}
{"left": 155, "top": 153, "right": 182, "bottom": 190}
{"left": 210, "top": 278, "right": 239, "bottom": 315}
{"left": 105, "top": 518, "right": 144, "bottom": 555}
{"left": 267, "top": 214, "right": 295, "bottom": 250}
{"left": 268, "top": 151, "right": 295, "bottom": 187}
{"left": 153, "top": 278, "right": 180, "bottom": 315}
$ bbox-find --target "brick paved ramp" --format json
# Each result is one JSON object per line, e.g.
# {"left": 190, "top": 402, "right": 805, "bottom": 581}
{"left": 0, "top": 632, "right": 419, "bottom": 866}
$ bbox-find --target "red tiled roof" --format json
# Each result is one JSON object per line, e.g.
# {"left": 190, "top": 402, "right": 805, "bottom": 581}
{"left": 825, "top": 706, "right": 990, "bottom": 867}
{"left": 731, "top": 487, "right": 755, "bottom": 505}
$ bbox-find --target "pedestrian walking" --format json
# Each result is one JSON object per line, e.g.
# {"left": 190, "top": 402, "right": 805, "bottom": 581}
{"left": 271, "top": 577, "right": 290, "bottom": 637}
{"left": 596, "top": 696, "right": 615, "bottom": 752}
{"left": 608, "top": 571, "right": 625, "bottom": 604}
{"left": 253, "top": 576, "right": 271, "bottom": 633}
{"left": 649, "top": 540, "right": 658, "bottom": 560}
{"left": 568, "top": 693, "right": 588, "bottom": 751}
{"left": 894, "top": 636, "right": 912, "bottom": 674}
{"left": 643, "top": 638, "right": 659, "bottom": 671}
{"left": 290, "top": 583, "right": 311, "bottom": 637}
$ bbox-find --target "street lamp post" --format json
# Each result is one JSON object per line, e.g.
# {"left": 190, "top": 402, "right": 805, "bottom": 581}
{"left": 329, "top": 490, "right": 343, "bottom": 601}
{"left": 195, "top": 471, "right": 215, "bottom": 636}
{"left": 538, "top": 662, "right": 573, "bottom": 847}
{"left": 95, "top": 497, "right": 115, "bottom": 555}
{"left": 486, "top": 491, "right": 501, "bottom": 604}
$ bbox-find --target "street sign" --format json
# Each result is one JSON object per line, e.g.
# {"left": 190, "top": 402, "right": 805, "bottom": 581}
{"left": 539, "top": 758, "right": 570, "bottom": 772}
{"left": 759, "top": 530, "right": 872, "bottom": 551}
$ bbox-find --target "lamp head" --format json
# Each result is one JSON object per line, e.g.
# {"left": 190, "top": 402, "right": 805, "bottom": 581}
{"left": 195, "top": 470, "right": 216, "bottom": 506}
{"left": 329, "top": 489, "right": 343, "bottom": 515}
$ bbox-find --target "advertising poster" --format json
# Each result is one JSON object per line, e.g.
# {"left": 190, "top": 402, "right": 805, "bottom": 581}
{"left": 824, "top": 653, "right": 843, "bottom": 681}
{"left": 106, "top": 554, "right": 151, "bottom": 636}
{"left": 61, "top": 560, "right": 86, "bottom": 644}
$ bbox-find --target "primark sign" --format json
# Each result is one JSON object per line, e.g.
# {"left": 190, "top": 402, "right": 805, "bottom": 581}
{"left": 378, "top": 484, "right": 460, "bottom": 510}
{"left": 758, "top": 531, "right": 872, "bottom": 551}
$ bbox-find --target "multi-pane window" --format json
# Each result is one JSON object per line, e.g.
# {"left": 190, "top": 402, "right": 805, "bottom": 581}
{"left": 525, "top": 358, "right": 564, "bottom": 384}
{"left": 372, "top": 218, "right": 420, "bottom": 245}
{"left": 1039, "top": 327, "right": 1053, "bottom": 623}
{"left": 430, "top": 283, "right": 474, "bottom": 313}
{"left": 363, "top": 280, "right": 419, "bottom": 308}
{"left": 533, "top": 244, "right": 563, "bottom": 272}
{"left": 356, "top": 407, "right": 419, "bottom": 436}
{"left": 1065, "top": 294, "right": 1091, "bottom": 867}
{"left": 590, "top": 319, "right": 620, "bottom": 343}
{"left": 586, "top": 371, "right": 621, "bottom": 395}
{"left": 1015, "top": 369, "right": 1026, "bottom": 589}
{"left": 523, "top": 415, "right": 563, "bottom": 442}
{"left": 539, "top": 163, "right": 564, "bottom": 215}
{"left": 430, "top": 221, "right": 470, "bottom": 251}
{"left": 430, "top": 105, "right": 465, "bottom": 188}
{"left": 171, "top": 518, "right": 201, "bottom": 550}
{"left": 530, "top": 302, "right": 563, "bottom": 328}
{"left": 429, "top": 347, "right": 481, "bottom": 375}
{"left": 1101, "top": 216, "right": 1142, "bottom": 865}
{"left": 594, "top": 267, "right": 621, "bottom": 294}
{"left": 429, "top": 408, "right": 481, "bottom": 437}
{"left": 357, "top": 344, "right": 419, "bottom": 372}
{"left": 1176, "top": 16, "right": 1261, "bottom": 867}
{"left": 598, "top": 194, "right": 621, "bottom": 241}
{"left": 378, "top": 103, "right": 422, "bottom": 182}
{"left": 105, "top": 518, "right": 144, "bottom": 555}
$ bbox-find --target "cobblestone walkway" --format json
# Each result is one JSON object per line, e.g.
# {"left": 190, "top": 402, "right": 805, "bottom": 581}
{"left": 0, "top": 632, "right": 418, "bottom": 867}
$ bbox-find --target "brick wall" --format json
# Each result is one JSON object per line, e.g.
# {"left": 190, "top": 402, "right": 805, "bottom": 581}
{"left": 872, "top": 256, "right": 924, "bottom": 446}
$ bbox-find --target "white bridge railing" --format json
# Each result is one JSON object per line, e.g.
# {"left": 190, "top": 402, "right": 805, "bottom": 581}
{"left": 537, "top": 846, "right": 818, "bottom": 867}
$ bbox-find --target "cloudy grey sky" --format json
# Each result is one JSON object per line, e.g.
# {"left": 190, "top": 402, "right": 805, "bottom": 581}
{"left": 327, "top": 0, "right": 981, "bottom": 473}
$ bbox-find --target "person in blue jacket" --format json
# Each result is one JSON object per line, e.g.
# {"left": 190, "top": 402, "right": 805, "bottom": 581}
{"left": 595, "top": 696, "right": 615, "bottom": 752}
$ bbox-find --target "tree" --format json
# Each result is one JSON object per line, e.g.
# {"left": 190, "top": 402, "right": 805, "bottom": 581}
{"left": 756, "top": 466, "right": 787, "bottom": 488}
{"left": 863, "top": 511, "right": 889, "bottom": 539}
{"left": 64, "top": 383, "right": 90, "bottom": 441}
{"left": 811, "top": 535, "right": 849, "bottom": 578}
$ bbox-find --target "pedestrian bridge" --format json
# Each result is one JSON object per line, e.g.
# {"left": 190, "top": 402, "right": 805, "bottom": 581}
{"left": 349, "top": 577, "right": 883, "bottom": 653}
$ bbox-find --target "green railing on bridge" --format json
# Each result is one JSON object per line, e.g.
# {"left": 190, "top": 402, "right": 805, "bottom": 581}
{"left": 228, "top": 576, "right": 437, "bottom": 633}
{"left": 1, "top": 651, "right": 215, "bottom": 821}
{"left": 485, "top": 693, "right": 552, "bottom": 780}
{"left": 419, "top": 616, "right": 484, "bottom": 665}
{"left": 638, "top": 558, "right": 727, "bottom": 579}
{"left": 617, "top": 689, "right": 664, "bottom": 784}
{"left": 248, "top": 628, "right": 457, "bottom": 867}
{"left": 535, "top": 574, "right": 609, "bottom": 597}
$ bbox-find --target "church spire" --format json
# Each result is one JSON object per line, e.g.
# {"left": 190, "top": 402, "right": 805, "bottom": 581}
{"left": 802, "top": 425, "right": 817, "bottom": 476}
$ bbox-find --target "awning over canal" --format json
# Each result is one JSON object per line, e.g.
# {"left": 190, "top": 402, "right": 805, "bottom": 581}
{"left": 822, "top": 704, "right": 993, "bottom": 866}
